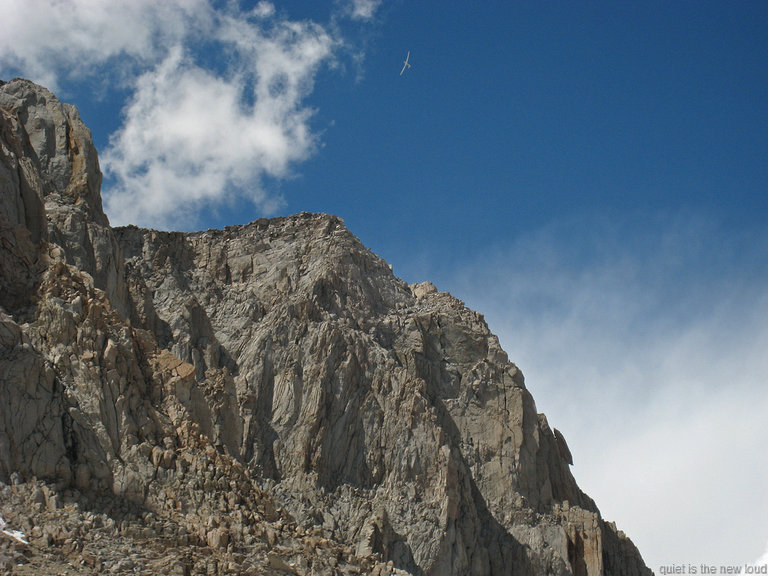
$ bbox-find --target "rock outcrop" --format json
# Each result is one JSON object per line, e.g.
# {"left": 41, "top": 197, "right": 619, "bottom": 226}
{"left": 0, "top": 78, "right": 652, "bottom": 575}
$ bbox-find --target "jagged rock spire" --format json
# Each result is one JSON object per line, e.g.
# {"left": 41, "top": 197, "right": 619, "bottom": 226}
{"left": 0, "top": 78, "right": 651, "bottom": 575}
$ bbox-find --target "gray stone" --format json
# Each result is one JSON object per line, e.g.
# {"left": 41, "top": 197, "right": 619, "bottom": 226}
{"left": 0, "top": 78, "right": 652, "bottom": 576}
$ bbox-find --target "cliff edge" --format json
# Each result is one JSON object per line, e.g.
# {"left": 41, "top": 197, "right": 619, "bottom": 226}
{"left": 0, "top": 78, "right": 651, "bottom": 575}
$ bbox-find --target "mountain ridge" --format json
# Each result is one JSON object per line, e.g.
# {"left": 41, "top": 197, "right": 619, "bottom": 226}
{"left": 0, "top": 78, "right": 651, "bottom": 575}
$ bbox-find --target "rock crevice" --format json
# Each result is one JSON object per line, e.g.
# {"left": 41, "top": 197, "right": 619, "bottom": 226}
{"left": 0, "top": 78, "right": 651, "bottom": 576}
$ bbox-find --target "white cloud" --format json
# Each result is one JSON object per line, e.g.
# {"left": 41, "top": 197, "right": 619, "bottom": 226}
{"left": 0, "top": 0, "right": 339, "bottom": 230}
{"left": 443, "top": 213, "right": 768, "bottom": 570}
{"left": 251, "top": 2, "right": 276, "bottom": 19}
{"left": 0, "top": 0, "right": 211, "bottom": 90}
{"left": 103, "top": 12, "right": 336, "bottom": 229}
{"left": 345, "top": 0, "right": 383, "bottom": 20}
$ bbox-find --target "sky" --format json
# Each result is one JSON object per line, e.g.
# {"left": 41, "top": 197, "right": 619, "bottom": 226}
{"left": 2, "top": 1, "right": 767, "bottom": 571}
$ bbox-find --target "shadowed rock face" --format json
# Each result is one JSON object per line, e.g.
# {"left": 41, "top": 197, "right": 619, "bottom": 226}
{"left": 0, "top": 78, "right": 652, "bottom": 576}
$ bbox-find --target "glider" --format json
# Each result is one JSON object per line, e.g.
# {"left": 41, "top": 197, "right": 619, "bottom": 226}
{"left": 400, "top": 51, "right": 411, "bottom": 75}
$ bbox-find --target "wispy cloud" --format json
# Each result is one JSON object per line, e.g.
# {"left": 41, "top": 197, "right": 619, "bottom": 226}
{"left": 103, "top": 12, "right": 336, "bottom": 229}
{"left": 0, "top": 0, "right": 211, "bottom": 91}
{"left": 0, "top": 1, "right": 340, "bottom": 229}
{"left": 344, "top": 0, "right": 383, "bottom": 21}
{"left": 444, "top": 212, "right": 768, "bottom": 569}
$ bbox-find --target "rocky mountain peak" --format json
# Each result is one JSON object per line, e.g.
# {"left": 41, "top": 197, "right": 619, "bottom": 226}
{"left": 0, "top": 78, "right": 651, "bottom": 575}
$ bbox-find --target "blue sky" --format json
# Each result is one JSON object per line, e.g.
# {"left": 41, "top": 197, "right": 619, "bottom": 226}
{"left": 2, "top": 1, "right": 767, "bottom": 570}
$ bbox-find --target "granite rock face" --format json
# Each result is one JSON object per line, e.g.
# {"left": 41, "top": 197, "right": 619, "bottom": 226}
{"left": 0, "top": 78, "right": 652, "bottom": 575}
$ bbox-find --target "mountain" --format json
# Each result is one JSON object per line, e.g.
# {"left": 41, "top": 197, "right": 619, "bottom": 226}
{"left": 0, "top": 78, "right": 652, "bottom": 575}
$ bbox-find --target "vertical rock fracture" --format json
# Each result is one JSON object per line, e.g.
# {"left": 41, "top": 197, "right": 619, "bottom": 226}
{"left": 0, "top": 78, "right": 651, "bottom": 575}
